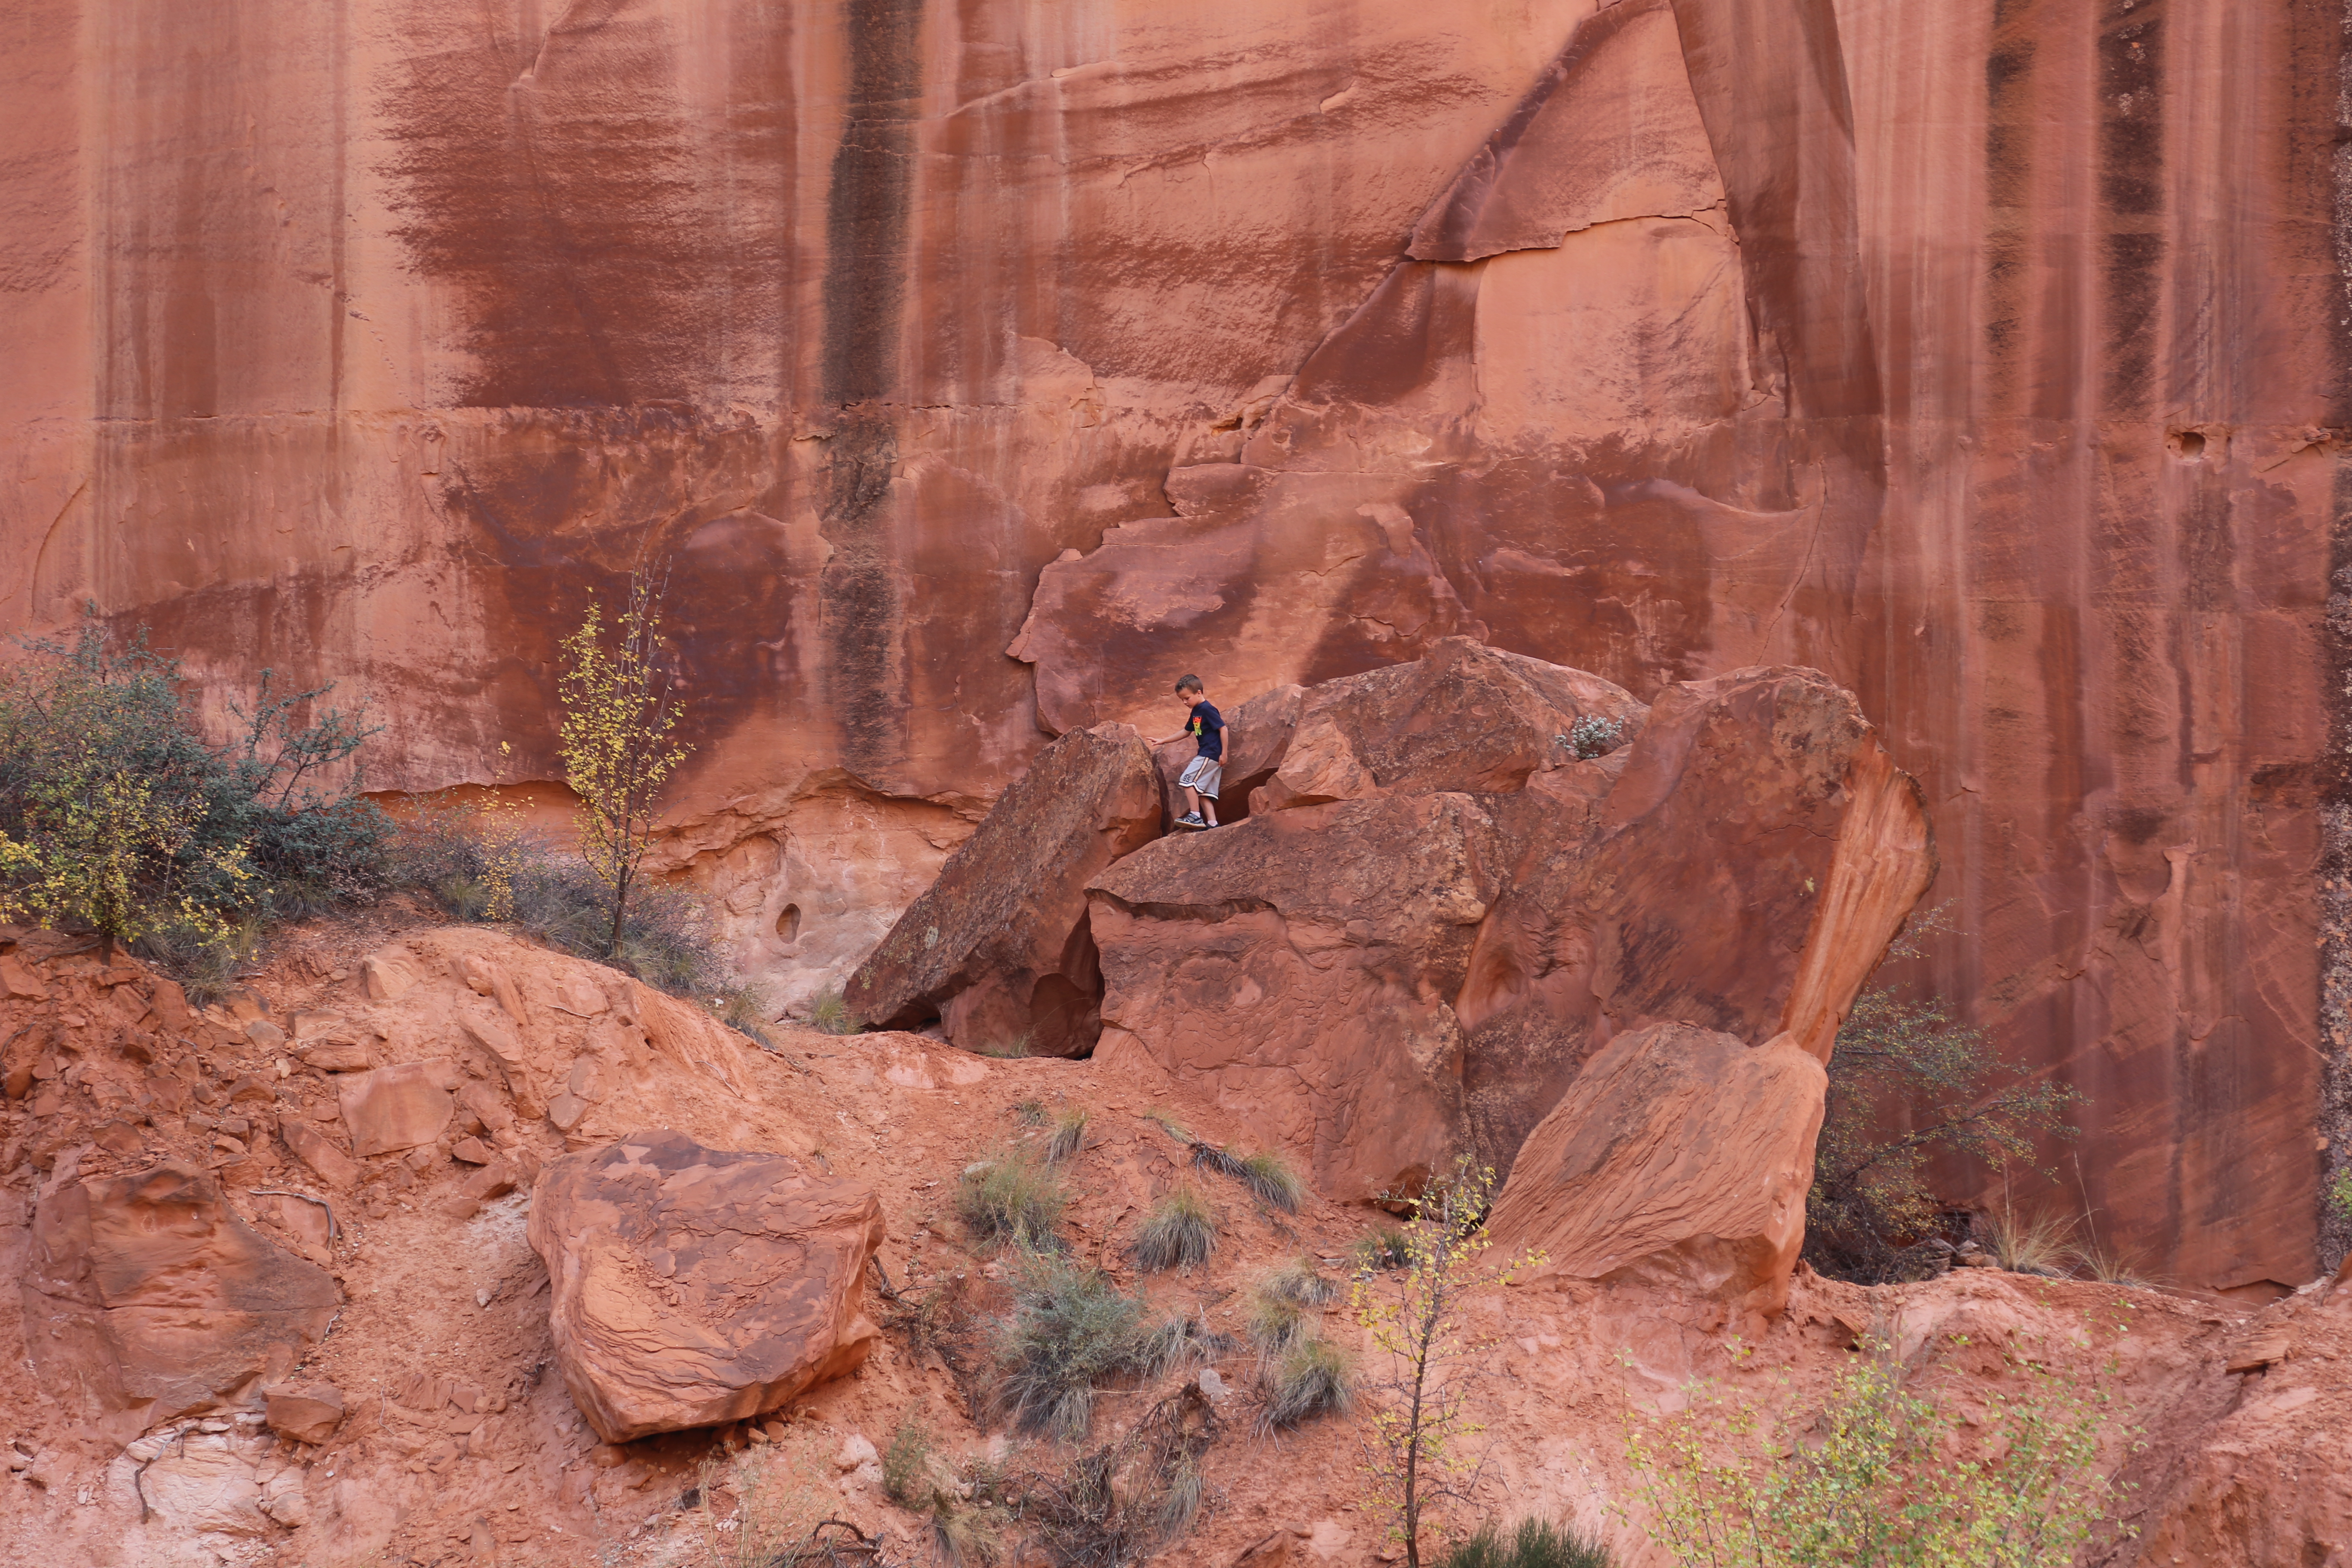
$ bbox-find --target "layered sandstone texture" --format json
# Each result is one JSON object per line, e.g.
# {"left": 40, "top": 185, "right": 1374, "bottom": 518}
{"left": 21, "top": 1161, "right": 338, "bottom": 1435}
{"left": 2, "top": 0, "right": 2340, "bottom": 1289}
{"left": 1086, "top": 646, "right": 1934, "bottom": 1209}
{"left": 528, "top": 1130, "right": 885, "bottom": 1443}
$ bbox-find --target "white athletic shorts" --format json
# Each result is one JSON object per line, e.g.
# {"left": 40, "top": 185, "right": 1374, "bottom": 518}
{"left": 1177, "top": 756, "right": 1223, "bottom": 799}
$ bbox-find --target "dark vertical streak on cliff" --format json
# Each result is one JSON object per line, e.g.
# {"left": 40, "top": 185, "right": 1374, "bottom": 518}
{"left": 819, "top": 0, "right": 926, "bottom": 781}
{"left": 2097, "top": 1, "right": 2165, "bottom": 413}
{"left": 1982, "top": 0, "right": 2036, "bottom": 405}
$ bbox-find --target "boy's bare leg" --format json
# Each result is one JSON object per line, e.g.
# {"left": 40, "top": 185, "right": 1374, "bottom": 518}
{"left": 1201, "top": 795, "right": 1218, "bottom": 827}
{"left": 1181, "top": 785, "right": 1200, "bottom": 819}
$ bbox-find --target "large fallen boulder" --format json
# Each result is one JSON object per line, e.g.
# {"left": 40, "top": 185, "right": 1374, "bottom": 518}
{"left": 1483, "top": 1022, "right": 1825, "bottom": 1319}
{"left": 1091, "top": 659, "right": 1932, "bottom": 1202}
{"left": 527, "top": 1129, "right": 885, "bottom": 1443}
{"left": 21, "top": 1161, "right": 339, "bottom": 1430}
{"left": 845, "top": 722, "right": 1161, "bottom": 1055}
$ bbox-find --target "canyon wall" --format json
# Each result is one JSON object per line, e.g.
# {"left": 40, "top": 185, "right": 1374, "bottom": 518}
{"left": 0, "top": 0, "right": 2342, "bottom": 1291}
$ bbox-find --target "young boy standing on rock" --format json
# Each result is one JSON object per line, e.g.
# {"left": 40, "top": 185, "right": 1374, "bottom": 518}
{"left": 1153, "top": 674, "right": 1228, "bottom": 830}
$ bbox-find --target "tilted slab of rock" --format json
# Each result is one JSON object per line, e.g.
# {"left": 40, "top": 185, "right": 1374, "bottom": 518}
{"left": 21, "top": 1161, "right": 338, "bottom": 1428}
{"left": 1090, "top": 655, "right": 1932, "bottom": 1210}
{"left": 1484, "top": 1021, "right": 1825, "bottom": 1319}
{"left": 845, "top": 723, "right": 1161, "bottom": 1056}
{"left": 527, "top": 1130, "right": 885, "bottom": 1443}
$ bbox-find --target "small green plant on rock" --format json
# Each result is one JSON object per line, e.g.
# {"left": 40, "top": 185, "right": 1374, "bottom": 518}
{"left": 1439, "top": 1518, "right": 1611, "bottom": 1568}
{"left": 1133, "top": 1184, "right": 1219, "bottom": 1273}
{"left": 881, "top": 1419, "right": 937, "bottom": 1510}
{"left": 2331, "top": 1169, "right": 2352, "bottom": 1222}
{"left": 1190, "top": 1141, "right": 1308, "bottom": 1212}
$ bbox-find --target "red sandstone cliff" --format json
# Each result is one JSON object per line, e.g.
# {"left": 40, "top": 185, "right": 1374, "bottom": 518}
{"left": 0, "top": 0, "right": 2341, "bottom": 1292}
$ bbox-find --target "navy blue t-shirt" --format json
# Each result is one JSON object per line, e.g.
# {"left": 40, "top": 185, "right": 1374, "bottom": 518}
{"left": 1187, "top": 701, "right": 1225, "bottom": 760}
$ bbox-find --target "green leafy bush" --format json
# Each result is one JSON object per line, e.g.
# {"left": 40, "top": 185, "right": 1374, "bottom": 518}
{"left": 1807, "top": 979, "right": 2079, "bottom": 1283}
{"left": 992, "top": 1256, "right": 1150, "bottom": 1442}
{"left": 0, "top": 615, "right": 387, "bottom": 963}
{"left": 956, "top": 1152, "right": 1066, "bottom": 1253}
{"left": 1439, "top": 1519, "right": 1611, "bottom": 1568}
{"left": 1623, "top": 1329, "right": 2131, "bottom": 1568}
{"left": 1133, "top": 1185, "right": 1218, "bottom": 1273}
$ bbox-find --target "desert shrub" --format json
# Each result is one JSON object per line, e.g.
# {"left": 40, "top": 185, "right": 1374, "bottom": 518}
{"left": 958, "top": 1152, "right": 1066, "bottom": 1253}
{"left": 0, "top": 614, "right": 389, "bottom": 959}
{"left": 2332, "top": 1169, "right": 2352, "bottom": 1221}
{"left": 1807, "top": 911, "right": 2081, "bottom": 1283}
{"left": 1239, "top": 1150, "right": 1305, "bottom": 1212}
{"left": 974, "top": 1033, "right": 1032, "bottom": 1059}
{"left": 1139, "top": 1312, "right": 1237, "bottom": 1377}
{"left": 881, "top": 1419, "right": 937, "bottom": 1510}
{"left": 1133, "top": 1185, "right": 1219, "bottom": 1273}
{"left": 1563, "top": 716, "right": 1623, "bottom": 760}
{"left": 1623, "top": 1328, "right": 2131, "bottom": 1568}
{"left": 1262, "top": 1256, "right": 1339, "bottom": 1307}
{"left": 135, "top": 917, "right": 263, "bottom": 1007}
{"left": 1011, "top": 1385, "right": 1218, "bottom": 1567}
{"left": 1977, "top": 1206, "right": 2076, "bottom": 1276}
{"left": 715, "top": 983, "right": 778, "bottom": 1049}
{"left": 932, "top": 1504, "right": 1004, "bottom": 1566}
{"left": 557, "top": 570, "right": 692, "bottom": 959}
{"left": 389, "top": 793, "right": 760, "bottom": 1009}
{"left": 696, "top": 1434, "right": 844, "bottom": 1568}
{"left": 1144, "top": 1109, "right": 1191, "bottom": 1143}
{"left": 992, "top": 1256, "right": 1150, "bottom": 1442}
{"left": 1247, "top": 1291, "right": 1305, "bottom": 1353}
{"left": 1353, "top": 1225, "right": 1412, "bottom": 1273}
{"left": 806, "top": 989, "right": 864, "bottom": 1036}
{"left": 1045, "top": 1107, "right": 1089, "bottom": 1165}
{"left": 1259, "top": 1335, "right": 1354, "bottom": 1433}
{"left": 1188, "top": 1142, "right": 1305, "bottom": 1212}
{"left": 1439, "top": 1519, "right": 1610, "bottom": 1568}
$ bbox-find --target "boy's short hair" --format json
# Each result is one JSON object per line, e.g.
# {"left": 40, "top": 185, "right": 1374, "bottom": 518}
{"left": 1173, "top": 674, "right": 1205, "bottom": 694}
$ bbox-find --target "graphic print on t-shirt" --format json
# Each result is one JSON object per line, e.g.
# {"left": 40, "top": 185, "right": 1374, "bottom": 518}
{"left": 1186, "top": 701, "right": 1224, "bottom": 760}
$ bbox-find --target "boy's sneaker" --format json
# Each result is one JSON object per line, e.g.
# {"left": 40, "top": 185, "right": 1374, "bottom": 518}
{"left": 1174, "top": 812, "right": 1206, "bottom": 829}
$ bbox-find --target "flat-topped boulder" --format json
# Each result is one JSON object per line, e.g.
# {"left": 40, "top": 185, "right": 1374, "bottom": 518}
{"left": 528, "top": 1130, "right": 885, "bottom": 1443}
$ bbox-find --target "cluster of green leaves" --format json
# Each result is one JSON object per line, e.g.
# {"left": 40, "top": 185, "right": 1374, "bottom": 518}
{"left": 1808, "top": 911, "right": 2081, "bottom": 1283}
{"left": 1440, "top": 1518, "right": 1611, "bottom": 1568}
{"left": 2332, "top": 1168, "right": 2352, "bottom": 1222}
{"left": 1352, "top": 1156, "right": 1545, "bottom": 1568}
{"left": 0, "top": 613, "right": 386, "bottom": 966}
{"left": 1623, "top": 1331, "right": 2132, "bottom": 1568}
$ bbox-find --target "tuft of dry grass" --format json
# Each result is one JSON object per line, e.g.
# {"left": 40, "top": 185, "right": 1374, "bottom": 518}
{"left": 1045, "top": 1107, "right": 1090, "bottom": 1165}
{"left": 1977, "top": 1207, "right": 2076, "bottom": 1276}
{"left": 957, "top": 1152, "right": 1066, "bottom": 1253}
{"left": 1258, "top": 1335, "right": 1353, "bottom": 1433}
{"left": 1133, "top": 1185, "right": 1219, "bottom": 1273}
